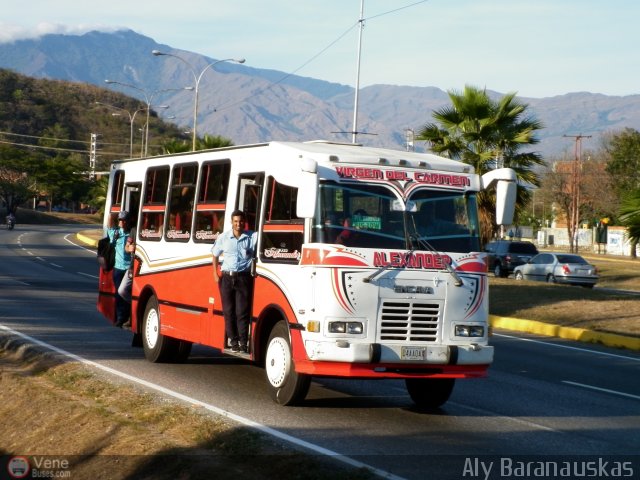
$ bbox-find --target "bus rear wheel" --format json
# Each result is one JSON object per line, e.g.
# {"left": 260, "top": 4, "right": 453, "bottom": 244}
{"left": 265, "top": 320, "right": 310, "bottom": 406}
{"left": 405, "top": 378, "right": 455, "bottom": 409}
{"left": 142, "top": 296, "right": 177, "bottom": 363}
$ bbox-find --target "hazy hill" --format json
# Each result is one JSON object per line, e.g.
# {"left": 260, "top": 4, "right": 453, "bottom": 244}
{"left": 1, "top": 29, "right": 639, "bottom": 158}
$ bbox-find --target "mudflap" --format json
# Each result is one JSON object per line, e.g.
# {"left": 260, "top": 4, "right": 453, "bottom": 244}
{"left": 97, "top": 267, "right": 116, "bottom": 325}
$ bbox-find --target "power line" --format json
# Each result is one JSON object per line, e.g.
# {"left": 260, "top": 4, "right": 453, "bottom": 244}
{"left": 214, "top": 0, "right": 429, "bottom": 114}
{"left": 0, "top": 139, "right": 127, "bottom": 157}
{"left": 0, "top": 130, "right": 128, "bottom": 147}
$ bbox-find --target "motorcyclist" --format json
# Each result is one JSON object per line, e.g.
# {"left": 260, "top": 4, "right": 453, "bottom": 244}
{"left": 6, "top": 212, "right": 16, "bottom": 229}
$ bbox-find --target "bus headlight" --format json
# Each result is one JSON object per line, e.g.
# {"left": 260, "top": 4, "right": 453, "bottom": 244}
{"left": 328, "top": 321, "right": 364, "bottom": 335}
{"left": 455, "top": 324, "right": 485, "bottom": 337}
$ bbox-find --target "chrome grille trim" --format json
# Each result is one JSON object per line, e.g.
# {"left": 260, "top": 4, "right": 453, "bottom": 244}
{"left": 378, "top": 300, "right": 441, "bottom": 342}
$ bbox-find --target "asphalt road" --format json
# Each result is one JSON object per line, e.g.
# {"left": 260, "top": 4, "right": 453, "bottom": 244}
{"left": 1, "top": 225, "right": 639, "bottom": 479}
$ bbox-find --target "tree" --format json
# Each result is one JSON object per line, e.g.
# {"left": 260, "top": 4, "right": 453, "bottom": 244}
{"left": 163, "top": 134, "right": 233, "bottom": 154}
{"left": 417, "top": 85, "right": 544, "bottom": 244}
{"left": 605, "top": 128, "right": 640, "bottom": 194}
{"left": 0, "top": 145, "right": 40, "bottom": 214}
{"left": 619, "top": 189, "right": 640, "bottom": 258}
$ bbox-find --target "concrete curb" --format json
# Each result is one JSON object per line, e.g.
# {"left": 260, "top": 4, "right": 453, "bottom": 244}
{"left": 490, "top": 315, "right": 640, "bottom": 351}
{"left": 76, "top": 230, "right": 101, "bottom": 248}
{"left": 75, "top": 229, "right": 639, "bottom": 351}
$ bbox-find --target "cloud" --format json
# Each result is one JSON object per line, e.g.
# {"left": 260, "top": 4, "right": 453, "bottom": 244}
{"left": 0, "top": 22, "right": 123, "bottom": 43}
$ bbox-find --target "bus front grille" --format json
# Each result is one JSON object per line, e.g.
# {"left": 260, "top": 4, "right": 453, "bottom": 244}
{"left": 378, "top": 300, "right": 440, "bottom": 342}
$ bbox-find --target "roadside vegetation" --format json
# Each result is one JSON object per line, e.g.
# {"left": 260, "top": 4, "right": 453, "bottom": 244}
{"left": 490, "top": 255, "right": 640, "bottom": 336}
{"left": 0, "top": 337, "right": 373, "bottom": 480}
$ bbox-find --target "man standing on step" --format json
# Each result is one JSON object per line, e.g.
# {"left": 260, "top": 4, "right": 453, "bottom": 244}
{"left": 211, "top": 210, "right": 257, "bottom": 353}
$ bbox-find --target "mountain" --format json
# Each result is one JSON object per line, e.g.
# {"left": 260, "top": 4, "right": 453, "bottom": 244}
{"left": 1, "top": 29, "right": 639, "bottom": 158}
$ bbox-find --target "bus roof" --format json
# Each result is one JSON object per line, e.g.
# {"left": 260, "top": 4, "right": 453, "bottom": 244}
{"left": 271, "top": 141, "right": 474, "bottom": 174}
{"left": 110, "top": 140, "right": 473, "bottom": 175}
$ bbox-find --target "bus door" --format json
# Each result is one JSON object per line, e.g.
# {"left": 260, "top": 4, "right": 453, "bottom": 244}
{"left": 238, "top": 174, "right": 263, "bottom": 233}
{"left": 97, "top": 182, "right": 141, "bottom": 324}
{"left": 236, "top": 173, "right": 263, "bottom": 348}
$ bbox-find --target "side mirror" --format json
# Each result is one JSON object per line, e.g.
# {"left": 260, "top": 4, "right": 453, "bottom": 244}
{"left": 495, "top": 180, "right": 516, "bottom": 225}
{"left": 296, "top": 159, "right": 318, "bottom": 218}
{"left": 481, "top": 168, "right": 517, "bottom": 226}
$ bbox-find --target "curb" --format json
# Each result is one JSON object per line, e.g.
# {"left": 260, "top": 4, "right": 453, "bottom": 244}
{"left": 76, "top": 230, "right": 101, "bottom": 248}
{"left": 490, "top": 315, "right": 640, "bottom": 351}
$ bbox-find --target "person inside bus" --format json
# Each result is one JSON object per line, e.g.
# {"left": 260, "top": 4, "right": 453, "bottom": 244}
{"left": 211, "top": 210, "right": 257, "bottom": 353}
{"left": 108, "top": 210, "right": 135, "bottom": 329}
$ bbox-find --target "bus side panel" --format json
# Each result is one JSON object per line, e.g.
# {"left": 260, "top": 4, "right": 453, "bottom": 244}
{"left": 134, "top": 263, "right": 223, "bottom": 347}
{"left": 97, "top": 267, "right": 116, "bottom": 324}
{"left": 252, "top": 274, "right": 307, "bottom": 363}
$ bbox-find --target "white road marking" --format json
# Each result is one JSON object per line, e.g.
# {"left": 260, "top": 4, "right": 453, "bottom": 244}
{"left": 78, "top": 272, "right": 99, "bottom": 280}
{"left": 494, "top": 333, "right": 640, "bottom": 362}
{"left": 64, "top": 233, "right": 97, "bottom": 254}
{"left": 0, "top": 324, "right": 406, "bottom": 480}
{"left": 562, "top": 381, "right": 640, "bottom": 401}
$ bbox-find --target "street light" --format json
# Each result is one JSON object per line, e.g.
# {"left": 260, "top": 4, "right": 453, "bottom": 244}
{"left": 104, "top": 80, "right": 191, "bottom": 156}
{"left": 94, "top": 101, "right": 146, "bottom": 158}
{"left": 152, "top": 50, "right": 245, "bottom": 151}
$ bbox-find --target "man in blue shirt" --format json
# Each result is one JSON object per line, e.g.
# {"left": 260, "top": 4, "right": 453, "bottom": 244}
{"left": 108, "top": 210, "right": 134, "bottom": 328}
{"left": 211, "top": 210, "right": 257, "bottom": 353}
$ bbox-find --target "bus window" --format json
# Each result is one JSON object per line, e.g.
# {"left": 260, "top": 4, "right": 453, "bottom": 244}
{"left": 166, "top": 163, "right": 197, "bottom": 242}
{"left": 108, "top": 170, "right": 126, "bottom": 227}
{"left": 139, "top": 166, "right": 169, "bottom": 241}
{"left": 260, "top": 178, "right": 303, "bottom": 264}
{"left": 194, "top": 161, "right": 230, "bottom": 243}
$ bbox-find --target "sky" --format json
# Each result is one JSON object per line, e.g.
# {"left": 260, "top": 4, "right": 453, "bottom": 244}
{"left": 1, "top": 0, "right": 638, "bottom": 98}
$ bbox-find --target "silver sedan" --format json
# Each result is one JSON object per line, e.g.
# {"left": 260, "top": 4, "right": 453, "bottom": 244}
{"left": 513, "top": 252, "right": 599, "bottom": 288}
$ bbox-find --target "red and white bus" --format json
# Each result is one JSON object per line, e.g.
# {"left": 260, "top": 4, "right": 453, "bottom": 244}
{"left": 98, "top": 141, "right": 516, "bottom": 407}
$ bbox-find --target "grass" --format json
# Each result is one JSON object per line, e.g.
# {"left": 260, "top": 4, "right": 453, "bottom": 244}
{"left": 0, "top": 340, "right": 374, "bottom": 479}
{"left": 490, "top": 254, "right": 640, "bottom": 336}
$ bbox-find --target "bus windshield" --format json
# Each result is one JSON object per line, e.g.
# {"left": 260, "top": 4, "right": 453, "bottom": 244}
{"left": 312, "top": 181, "right": 480, "bottom": 253}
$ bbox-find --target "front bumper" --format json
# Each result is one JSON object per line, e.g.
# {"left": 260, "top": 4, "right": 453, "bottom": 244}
{"left": 303, "top": 340, "right": 494, "bottom": 366}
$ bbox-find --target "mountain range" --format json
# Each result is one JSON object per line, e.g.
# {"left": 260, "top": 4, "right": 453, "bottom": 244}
{"left": 1, "top": 28, "right": 639, "bottom": 158}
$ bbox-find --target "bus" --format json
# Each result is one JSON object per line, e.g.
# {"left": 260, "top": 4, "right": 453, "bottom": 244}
{"left": 98, "top": 140, "right": 517, "bottom": 408}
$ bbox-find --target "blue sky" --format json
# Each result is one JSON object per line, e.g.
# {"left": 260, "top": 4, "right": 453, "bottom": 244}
{"left": 1, "top": 0, "right": 638, "bottom": 98}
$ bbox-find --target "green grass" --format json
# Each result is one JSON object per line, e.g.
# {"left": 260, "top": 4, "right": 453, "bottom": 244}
{"left": 490, "top": 255, "right": 640, "bottom": 335}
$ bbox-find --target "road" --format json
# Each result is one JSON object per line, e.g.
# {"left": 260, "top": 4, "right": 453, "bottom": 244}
{"left": 1, "top": 225, "right": 639, "bottom": 479}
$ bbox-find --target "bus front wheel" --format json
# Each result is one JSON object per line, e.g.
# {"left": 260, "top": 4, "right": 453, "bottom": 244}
{"left": 405, "top": 378, "right": 455, "bottom": 409}
{"left": 264, "top": 321, "right": 311, "bottom": 406}
{"left": 142, "top": 296, "right": 177, "bottom": 363}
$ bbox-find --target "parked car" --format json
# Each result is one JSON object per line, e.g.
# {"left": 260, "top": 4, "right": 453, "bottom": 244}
{"left": 513, "top": 252, "right": 599, "bottom": 288}
{"left": 484, "top": 240, "right": 539, "bottom": 277}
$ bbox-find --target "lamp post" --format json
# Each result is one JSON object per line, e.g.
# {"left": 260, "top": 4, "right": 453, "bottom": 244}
{"left": 104, "top": 80, "right": 191, "bottom": 156}
{"left": 152, "top": 50, "right": 245, "bottom": 151}
{"left": 94, "top": 101, "right": 146, "bottom": 158}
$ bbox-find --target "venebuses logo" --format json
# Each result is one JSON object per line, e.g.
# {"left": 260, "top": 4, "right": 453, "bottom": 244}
{"left": 7, "top": 456, "right": 30, "bottom": 478}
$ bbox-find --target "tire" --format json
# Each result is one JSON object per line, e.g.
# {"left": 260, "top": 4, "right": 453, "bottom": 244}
{"left": 405, "top": 378, "right": 455, "bottom": 409}
{"left": 172, "top": 340, "right": 193, "bottom": 363}
{"left": 493, "top": 264, "right": 504, "bottom": 278}
{"left": 264, "top": 320, "right": 311, "bottom": 406}
{"left": 514, "top": 271, "right": 524, "bottom": 281}
{"left": 546, "top": 274, "right": 556, "bottom": 284}
{"left": 142, "top": 296, "right": 177, "bottom": 363}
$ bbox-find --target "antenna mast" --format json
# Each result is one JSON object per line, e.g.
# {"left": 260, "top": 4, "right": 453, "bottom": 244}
{"left": 351, "top": 0, "right": 365, "bottom": 144}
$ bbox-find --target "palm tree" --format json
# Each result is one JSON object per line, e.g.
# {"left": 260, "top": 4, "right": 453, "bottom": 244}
{"left": 619, "top": 188, "right": 640, "bottom": 258}
{"left": 163, "top": 134, "right": 233, "bottom": 154}
{"left": 417, "top": 85, "right": 545, "bottom": 243}
{"left": 197, "top": 134, "right": 233, "bottom": 150}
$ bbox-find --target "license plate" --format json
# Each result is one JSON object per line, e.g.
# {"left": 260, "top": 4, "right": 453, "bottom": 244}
{"left": 401, "top": 346, "right": 426, "bottom": 360}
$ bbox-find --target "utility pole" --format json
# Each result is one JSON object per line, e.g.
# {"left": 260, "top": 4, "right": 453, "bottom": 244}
{"left": 89, "top": 133, "right": 98, "bottom": 181}
{"left": 351, "top": 0, "right": 365, "bottom": 144}
{"left": 563, "top": 134, "right": 591, "bottom": 252}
